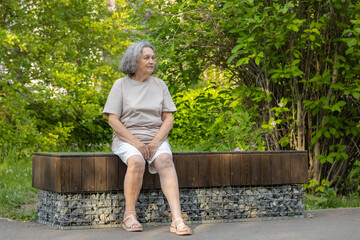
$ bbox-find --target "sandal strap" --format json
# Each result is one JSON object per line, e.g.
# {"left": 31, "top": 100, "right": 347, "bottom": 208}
{"left": 173, "top": 218, "right": 190, "bottom": 232}
{"left": 123, "top": 214, "right": 141, "bottom": 228}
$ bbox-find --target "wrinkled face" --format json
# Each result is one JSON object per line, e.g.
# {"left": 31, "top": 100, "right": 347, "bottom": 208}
{"left": 136, "top": 47, "right": 155, "bottom": 75}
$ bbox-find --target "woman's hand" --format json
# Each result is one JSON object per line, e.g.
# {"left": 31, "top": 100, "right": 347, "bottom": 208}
{"left": 134, "top": 142, "right": 150, "bottom": 159}
{"left": 147, "top": 140, "right": 161, "bottom": 159}
{"left": 146, "top": 112, "right": 174, "bottom": 159}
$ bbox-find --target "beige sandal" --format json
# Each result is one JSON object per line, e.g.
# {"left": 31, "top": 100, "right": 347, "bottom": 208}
{"left": 122, "top": 213, "right": 143, "bottom": 232}
{"left": 170, "top": 218, "right": 192, "bottom": 235}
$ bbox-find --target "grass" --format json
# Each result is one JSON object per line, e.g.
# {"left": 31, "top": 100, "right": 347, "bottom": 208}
{"left": 304, "top": 160, "right": 360, "bottom": 210}
{"left": 0, "top": 155, "right": 37, "bottom": 221}
{"left": 304, "top": 193, "right": 360, "bottom": 210}
{"left": 0, "top": 144, "right": 111, "bottom": 222}
{"left": 304, "top": 189, "right": 360, "bottom": 210}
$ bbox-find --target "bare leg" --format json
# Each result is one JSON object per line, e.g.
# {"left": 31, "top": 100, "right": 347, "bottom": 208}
{"left": 153, "top": 154, "right": 192, "bottom": 235}
{"left": 152, "top": 154, "right": 182, "bottom": 219}
{"left": 123, "top": 155, "right": 145, "bottom": 231}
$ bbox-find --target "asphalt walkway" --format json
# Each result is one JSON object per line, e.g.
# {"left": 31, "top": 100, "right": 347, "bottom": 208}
{"left": 1, "top": 208, "right": 359, "bottom": 240}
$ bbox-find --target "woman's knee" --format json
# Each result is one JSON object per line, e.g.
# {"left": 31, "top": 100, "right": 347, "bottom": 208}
{"left": 127, "top": 155, "right": 145, "bottom": 173}
{"left": 154, "top": 154, "right": 174, "bottom": 171}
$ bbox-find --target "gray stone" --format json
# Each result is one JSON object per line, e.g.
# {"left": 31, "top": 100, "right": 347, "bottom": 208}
{"left": 37, "top": 185, "right": 305, "bottom": 229}
{"left": 245, "top": 190, "right": 253, "bottom": 195}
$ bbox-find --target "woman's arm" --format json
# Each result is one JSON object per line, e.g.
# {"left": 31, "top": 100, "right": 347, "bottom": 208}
{"left": 148, "top": 112, "right": 174, "bottom": 158}
{"left": 108, "top": 114, "right": 150, "bottom": 159}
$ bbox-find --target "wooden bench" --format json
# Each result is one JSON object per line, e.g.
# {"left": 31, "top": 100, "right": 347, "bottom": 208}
{"left": 32, "top": 151, "right": 307, "bottom": 192}
{"left": 32, "top": 151, "right": 308, "bottom": 229}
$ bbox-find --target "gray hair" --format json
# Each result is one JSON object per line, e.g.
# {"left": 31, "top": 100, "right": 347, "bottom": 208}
{"left": 119, "top": 41, "right": 156, "bottom": 75}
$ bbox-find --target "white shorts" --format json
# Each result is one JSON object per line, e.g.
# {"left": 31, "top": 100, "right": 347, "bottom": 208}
{"left": 112, "top": 139, "right": 172, "bottom": 174}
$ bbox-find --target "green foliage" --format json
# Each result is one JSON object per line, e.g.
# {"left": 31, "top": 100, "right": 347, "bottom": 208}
{"left": 0, "top": 149, "right": 37, "bottom": 221}
{"left": 340, "top": 160, "right": 360, "bottom": 194}
{"left": 0, "top": 0, "right": 131, "bottom": 153}
{"left": 1, "top": 0, "right": 359, "bottom": 200}
{"left": 305, "top": 189, "right": 360, "bottom": 210}
{"left": 304, "top": 176, "right": 360, "bottom": 209}
{"left": 170, "top": 82, "right": 267, "bottom": 151}
{"left": 126, "top": 0, "right": 360, "bottom": 188}
{"left": 0, "top": 142, "right": 112, "bottom": 221}
{"left": 303, "top": 179, "right": 330, "bottom": 194}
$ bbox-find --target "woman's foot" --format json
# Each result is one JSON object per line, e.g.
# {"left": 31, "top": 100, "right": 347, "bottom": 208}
{"left": 122, "top": 212, "right": 143, "bottom": 232}
{"left": 170, "top": 218, "right": 192, "bottom": 235}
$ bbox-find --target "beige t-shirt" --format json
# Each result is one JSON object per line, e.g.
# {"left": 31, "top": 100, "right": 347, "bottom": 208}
{"left": 102, "top": 76, "right": 177, "bottom": 149}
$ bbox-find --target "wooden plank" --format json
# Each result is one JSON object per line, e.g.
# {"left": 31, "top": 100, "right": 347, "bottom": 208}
{"left": 250, "top": 153, "right": 262, "bottom": 185}
{"left": 198, "top": 153, "right": 209, "bottom": 187}
{"left": 261, "top": 153, "right": 272, "bottom": 185}
{"left": 118, "top": 159, "right": 127, "bottom": 190}
{"left": 143, "top": 165, "right": 155, "bottom": 189}
{"left": 303, "top": 153, "right": 308, "bottom": 182}
{"left": 241, "top": 154, "right": 252, "bottom": 185}
{"left": 94, "top": 156, "right": 107, "bottom": 191}
{"left": 219, "top": 153, "right": 232, "bottom": 186}
{"left": 70, "top": 157, "right": 82, "bottom": 192}
{"left": 290, "top": 153, "right": 300, "bottom": 183}
{"left": 175, "top": 154, "right": 188, "bottom": 188}
{"left": 292, "top": 153, "right": 308, "bottom": 183}
{"left": 31, "top": 151, "right": 309, "bottom": 192}
{"left": 271, "top": 154, "right": 282, "bottom": 185}
{"left": 59, "top": 157, "right": 70, "bottom": 192}
{"left": 82, "top": 156, "right": 95, "bottom": 191}
{"left": 50, "top": 156, "right": 57, "bottom": 191}
{"left": 281, "top": 153, "right": 291, "bottom": 183}
{"left": 32, "top": 155, "right": 39, "bottom": 189}
{"left": 107, "top": 156, "right": 119, "bottom": 190}
{"left": 209, "top": 154, "right": 220, "bottom": 186}
{"left": 38, "top": 156, "right": 45, "bottom": 190}
{"left": 187, "top": 155, "right": 199, "bottom": 187}
{"left": 231, "top": 153, "right": 241, "bottom": 186}
{"left": 55, "top": 157, "right": 61, "bottom": 192}
{"left": 154, "top": 173, "right": 161, "bottom": 189}
{"left": 43, "top": 156, "right": 51, "bottom": 190}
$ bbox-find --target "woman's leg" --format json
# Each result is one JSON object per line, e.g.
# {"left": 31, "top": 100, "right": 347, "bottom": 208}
{"left": 152, "top": 153, "right": 182, "bottom": 220}
{"left": 153, "top": 154, "right": 191, "bottom": 235}
{"left": 123, "top": 155, "right": 145, "bottom": 229}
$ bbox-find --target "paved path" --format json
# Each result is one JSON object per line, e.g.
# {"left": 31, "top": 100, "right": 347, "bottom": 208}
{"left": 1, "top": 208, "right": 359, "bottom": 240}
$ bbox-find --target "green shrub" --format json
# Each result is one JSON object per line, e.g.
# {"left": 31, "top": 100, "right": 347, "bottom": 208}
{"left": 170, "top": 84, "right": 267, "bottom": 151}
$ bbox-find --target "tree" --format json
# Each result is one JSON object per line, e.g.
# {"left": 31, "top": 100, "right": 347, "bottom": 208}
{"left": 0, "top": 0, "right": 131, "bottom": 153}
{"left": 126, "top": 0, "right": 360, "bottom": 187}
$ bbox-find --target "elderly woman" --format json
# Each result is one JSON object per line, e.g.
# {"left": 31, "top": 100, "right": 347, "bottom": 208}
{"left": 102, "top": 41, "right": 192, "bottom": 235}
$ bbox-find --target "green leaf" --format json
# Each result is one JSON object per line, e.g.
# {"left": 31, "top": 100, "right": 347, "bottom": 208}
{"left": 329, "top": 127, "right": 337, "bottom": 135}
{"left": 353, "top": 92, "right": 360, "bottom": 100}
{"left": 236, "top": 57, "right": 249, "bottom": 66}
{"left": 346, "top": 38, "right": 357, "bottom": 47}
{"left": 324, "top": 131, "right": 330, "bottom": 138}
{"left": 331, "top": 101, "right": 346, "bottom": 112}
{"left": 321, "top": 179, "right": 330, "bottom": 187}
{"left": 340, "top": 152, "right": 348, "bottom": 160}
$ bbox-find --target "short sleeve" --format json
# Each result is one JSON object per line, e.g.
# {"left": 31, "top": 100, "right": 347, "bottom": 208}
{"left": 102, "top": 79, "right": 123, "bottom": 116}
{"left": 162, "top": 82, "right": 177, "bottom": 112}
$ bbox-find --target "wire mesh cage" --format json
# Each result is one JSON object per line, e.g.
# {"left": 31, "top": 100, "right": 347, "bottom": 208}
{"left": 37, "top": 184, "right": 304, "bottom": 229}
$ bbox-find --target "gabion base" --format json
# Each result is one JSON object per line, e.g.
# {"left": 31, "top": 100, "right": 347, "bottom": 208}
{"left": 37, "top": 185, "right": 305, "bottom": 229}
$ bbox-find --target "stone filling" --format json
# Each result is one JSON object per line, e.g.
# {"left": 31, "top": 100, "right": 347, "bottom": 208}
{"left": 37, "top": 185, "right": 305, "bottom": 229}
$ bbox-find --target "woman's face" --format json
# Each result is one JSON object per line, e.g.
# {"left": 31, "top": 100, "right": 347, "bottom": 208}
{"left": 136, "top": 47, "right": 155, "bottom": 75}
